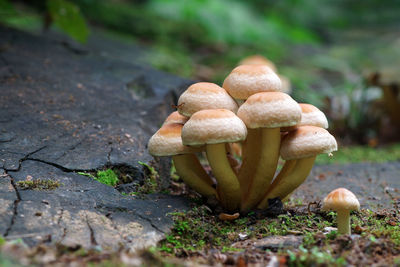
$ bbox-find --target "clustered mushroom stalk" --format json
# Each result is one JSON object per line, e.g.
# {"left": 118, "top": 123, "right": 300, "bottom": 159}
{"left": 147, "top": 56, "right": 338, "bottom": 213}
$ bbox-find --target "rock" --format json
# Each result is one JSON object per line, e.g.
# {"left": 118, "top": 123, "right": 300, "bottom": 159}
{"left": 0, "top": 26, "right": 193, "bottom": 250}
{"left": 253, "top": 235, "right": 303, "bottom": 251}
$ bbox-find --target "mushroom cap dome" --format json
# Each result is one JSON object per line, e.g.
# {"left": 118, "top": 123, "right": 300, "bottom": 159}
{"left": 148, "top": 123, "right": 200, "bottom": 156}
{"left": 163, "top": 111, "right": 189, "bottom": 125}
{"left": 223, "top": 65, "right": 282, "bottom": 100}
{"left": 280, "top": 126, "right": 337, "bottom": 160}
{"left": 237, "top": 92, "right": 301, "bottom": 129}
{"left": 177, "top": 82, "right": 238, "bottom": 117}
{"left": 182, "top": 109, "right": 247, "bottom": 146}
{"left": 322, "top": 188, "right": 360, "bottom": 211}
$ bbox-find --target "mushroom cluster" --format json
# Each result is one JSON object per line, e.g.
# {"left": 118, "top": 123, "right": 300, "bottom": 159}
{"left": 148, "top": 62, "right": 338, "bottom": 213}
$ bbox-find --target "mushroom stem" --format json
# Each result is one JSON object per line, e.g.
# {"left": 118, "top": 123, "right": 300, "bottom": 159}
{"left": 257, "top": 156, "right": 316, "bottom": 209}
{"left": 336, "top": 209, "right": 351, "bottom": 235}
{"left": 206, "top": 143, "right": 241, "bottom": 211}
{"left": 172, "top": 154, "right": 217, "bottom": 198}
{"left": 237, "top": 128, "right": 261, "bottom": 195}
{"left": 241, "top": 128, "right": 280, "bottom": 212}
{"left": 264, "top": 160, "right": 297, "bottom": 202}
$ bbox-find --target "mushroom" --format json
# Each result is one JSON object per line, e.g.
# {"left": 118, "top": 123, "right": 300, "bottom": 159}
{"left": 322, "top": 188, "right": 360, "bottom": 235}
{"left": 148, "top": 123, "right": 216, "bottom": 198}
{"left": 258, "top": 126, "right": 337, "bottom": 209}
{"left": 177, "top": 82, "right": 238, "bottom": 117}
{"left": 181, "top": 109, "right": 247, "bottom": 211}
{"left": 237, "top": 92, "right": 301, "bottom": 212}
{"left": 222, "top": 65, "right": 283, "bottom": 200}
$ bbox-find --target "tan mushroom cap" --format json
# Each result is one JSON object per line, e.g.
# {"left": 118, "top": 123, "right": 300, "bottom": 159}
{"left": 163, "top": 111, "right": 189, "bottom": 125}
{"left": 182, "top": 109, "right": 247, "bottom": 146}
{"left": 282, "top": 103, "right": 328, "bottom": 131}
{"left": 223, "top": 65, "right": 282, "bottom": 100}
{"left": 238, "top": 55, "right": 277, "bottom": 72}
{"left": 322, "top": 188, "right": 360, "bottom": 211}
{"left": 148, "top": 123, "right": 200, "bottom": 156}
{"left": 280, "top": 126, "right": 338, "bottom": 160}
{"left": 177, "top": 82, "right": 238, "bottom": 117}
{"left": 237, "top": 92, "right": 301, "bottom": 129}
{"left": 299, "top": 104, "right": 328, "bottom": 129}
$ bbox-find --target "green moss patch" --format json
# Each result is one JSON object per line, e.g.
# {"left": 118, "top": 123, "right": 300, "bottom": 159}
{"left": 16, "top": 179, "right": 60, "bottom": 190}
{"left": 157, "top": 206, "right": 400, "bottom": 266}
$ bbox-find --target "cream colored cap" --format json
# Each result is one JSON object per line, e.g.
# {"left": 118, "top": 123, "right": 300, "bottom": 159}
{"left": 182, "top": 109, "right": 247, "bottom": 146}
{"left": 163, "top": 111, "right": 189, "bottom": 125}
{"left": 223, "top": 65, "right": 282, "bottom": 100}
{"left": 280, "top": 126, "right": 338, "bottom": 160}
{"left": 282, "top": 103, "right": 329, "bottom": 131}
{"left": 237, "top": 92, "right": 301, "bottom": 129}
{"left": 148, "top": 123, "right": 199, "bottom": 156}
{"left": 177, "top": 82, "right": 238, "bottom": 117}
{"left": 298, "top": 104, "right": 328, "bottom": 129}
{"left": 238, "top": 55, "right": 277, "bottom": 72}
{"left": 322, "top": 188, "right": 360, "bottom": 211}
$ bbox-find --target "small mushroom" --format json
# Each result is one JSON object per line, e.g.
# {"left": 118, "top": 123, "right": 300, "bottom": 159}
{"left": 322, "top": 188, "right": 360, "bottom": 235}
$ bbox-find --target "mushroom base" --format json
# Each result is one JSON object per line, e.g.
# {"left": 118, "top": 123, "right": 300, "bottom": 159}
{"left": 257, "top": 156, "right": 316, "bottom": 209}
{"left": 172, "top": 154, "right": 217, "bottom": 198}
{"left": 241, "top": 127, "right": 280, "bottom": 212}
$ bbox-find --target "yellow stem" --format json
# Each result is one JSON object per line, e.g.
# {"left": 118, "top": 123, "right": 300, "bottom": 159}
{"left": 206, "top": 143, "right": 241, "bottom": 211}
{"left": 265, "top": 160, "right": 296, "bottom": 202}
{"left": 237, "top": 128, "right": 261, "bottom": 196}
{"left": 258, "top": 156, "right": 316, "bottom": 209}
{"left": 172, "top": 154, "right": 217, "bottom": 198}
{"left": 337, "top": 209, "right": 351, "bottom": 235}
{"left": 241, "top": 128, "right": 280, "bottom": 212}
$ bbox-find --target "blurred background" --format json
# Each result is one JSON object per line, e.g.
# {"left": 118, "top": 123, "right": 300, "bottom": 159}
{"left": 1, "top": 0, "right": 400, "bottom": 153}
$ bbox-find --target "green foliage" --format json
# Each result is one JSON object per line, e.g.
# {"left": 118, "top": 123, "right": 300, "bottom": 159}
{"left": 46, "top": 0, "right": 89, "bottom": 43}
{"left": 0, "top": 0, "right": 15, "bottom": 15}
{"left": 95, "top": 169, "right": 119, "bottom": 186}
{"left": 16, "top": 179, "right": 60, "bottom": 190}
{"left": 316, "top": 143, "right": 400, "bottom": 165}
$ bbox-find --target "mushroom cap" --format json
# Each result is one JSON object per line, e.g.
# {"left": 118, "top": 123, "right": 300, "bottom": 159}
{"left": 280, "top": 126, "right": 338, "bottom": 160}
{"left": 163, "top": 111, "right": 189, "bottom": 125}
{"left": 222, "top": 65, "right": 282, "bottom": 100}
{"left": 282, "top": 103, "right": 329, "bottom": 131}
{"left": 148, "top": 123, "right": 200, "bottom": 156}
{"left": 322, "top": 188, "right": 360, "bottom": 211}
{"left": 181, "top": 109, "right": 247, "bottom": 146}
{"left": 237, "top": 92, "right": 301, "bottom": 129}
{"left": 177, "top": 82, "right": 238, "bottom": 117}
{"left": 238, "top": 55, "right": 277, "bottom": 72}
{"left": 299, "top": 104, "right": 328, "bottom": 129}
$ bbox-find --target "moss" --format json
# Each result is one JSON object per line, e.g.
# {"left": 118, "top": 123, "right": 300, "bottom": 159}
{"left": 157, "top": 206, "right": 400, "bottom": 265}
{"left": 78, "top": 169, "right": 119, "bottom": 187}
{"left": 16, "top": 179, "right": 60, "bottom": 190}
{"left": 95, "top": 169, "right": 119, "bottom": 186}
{"left": 316, "top": 143, "right": 400, "bottom": 164}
